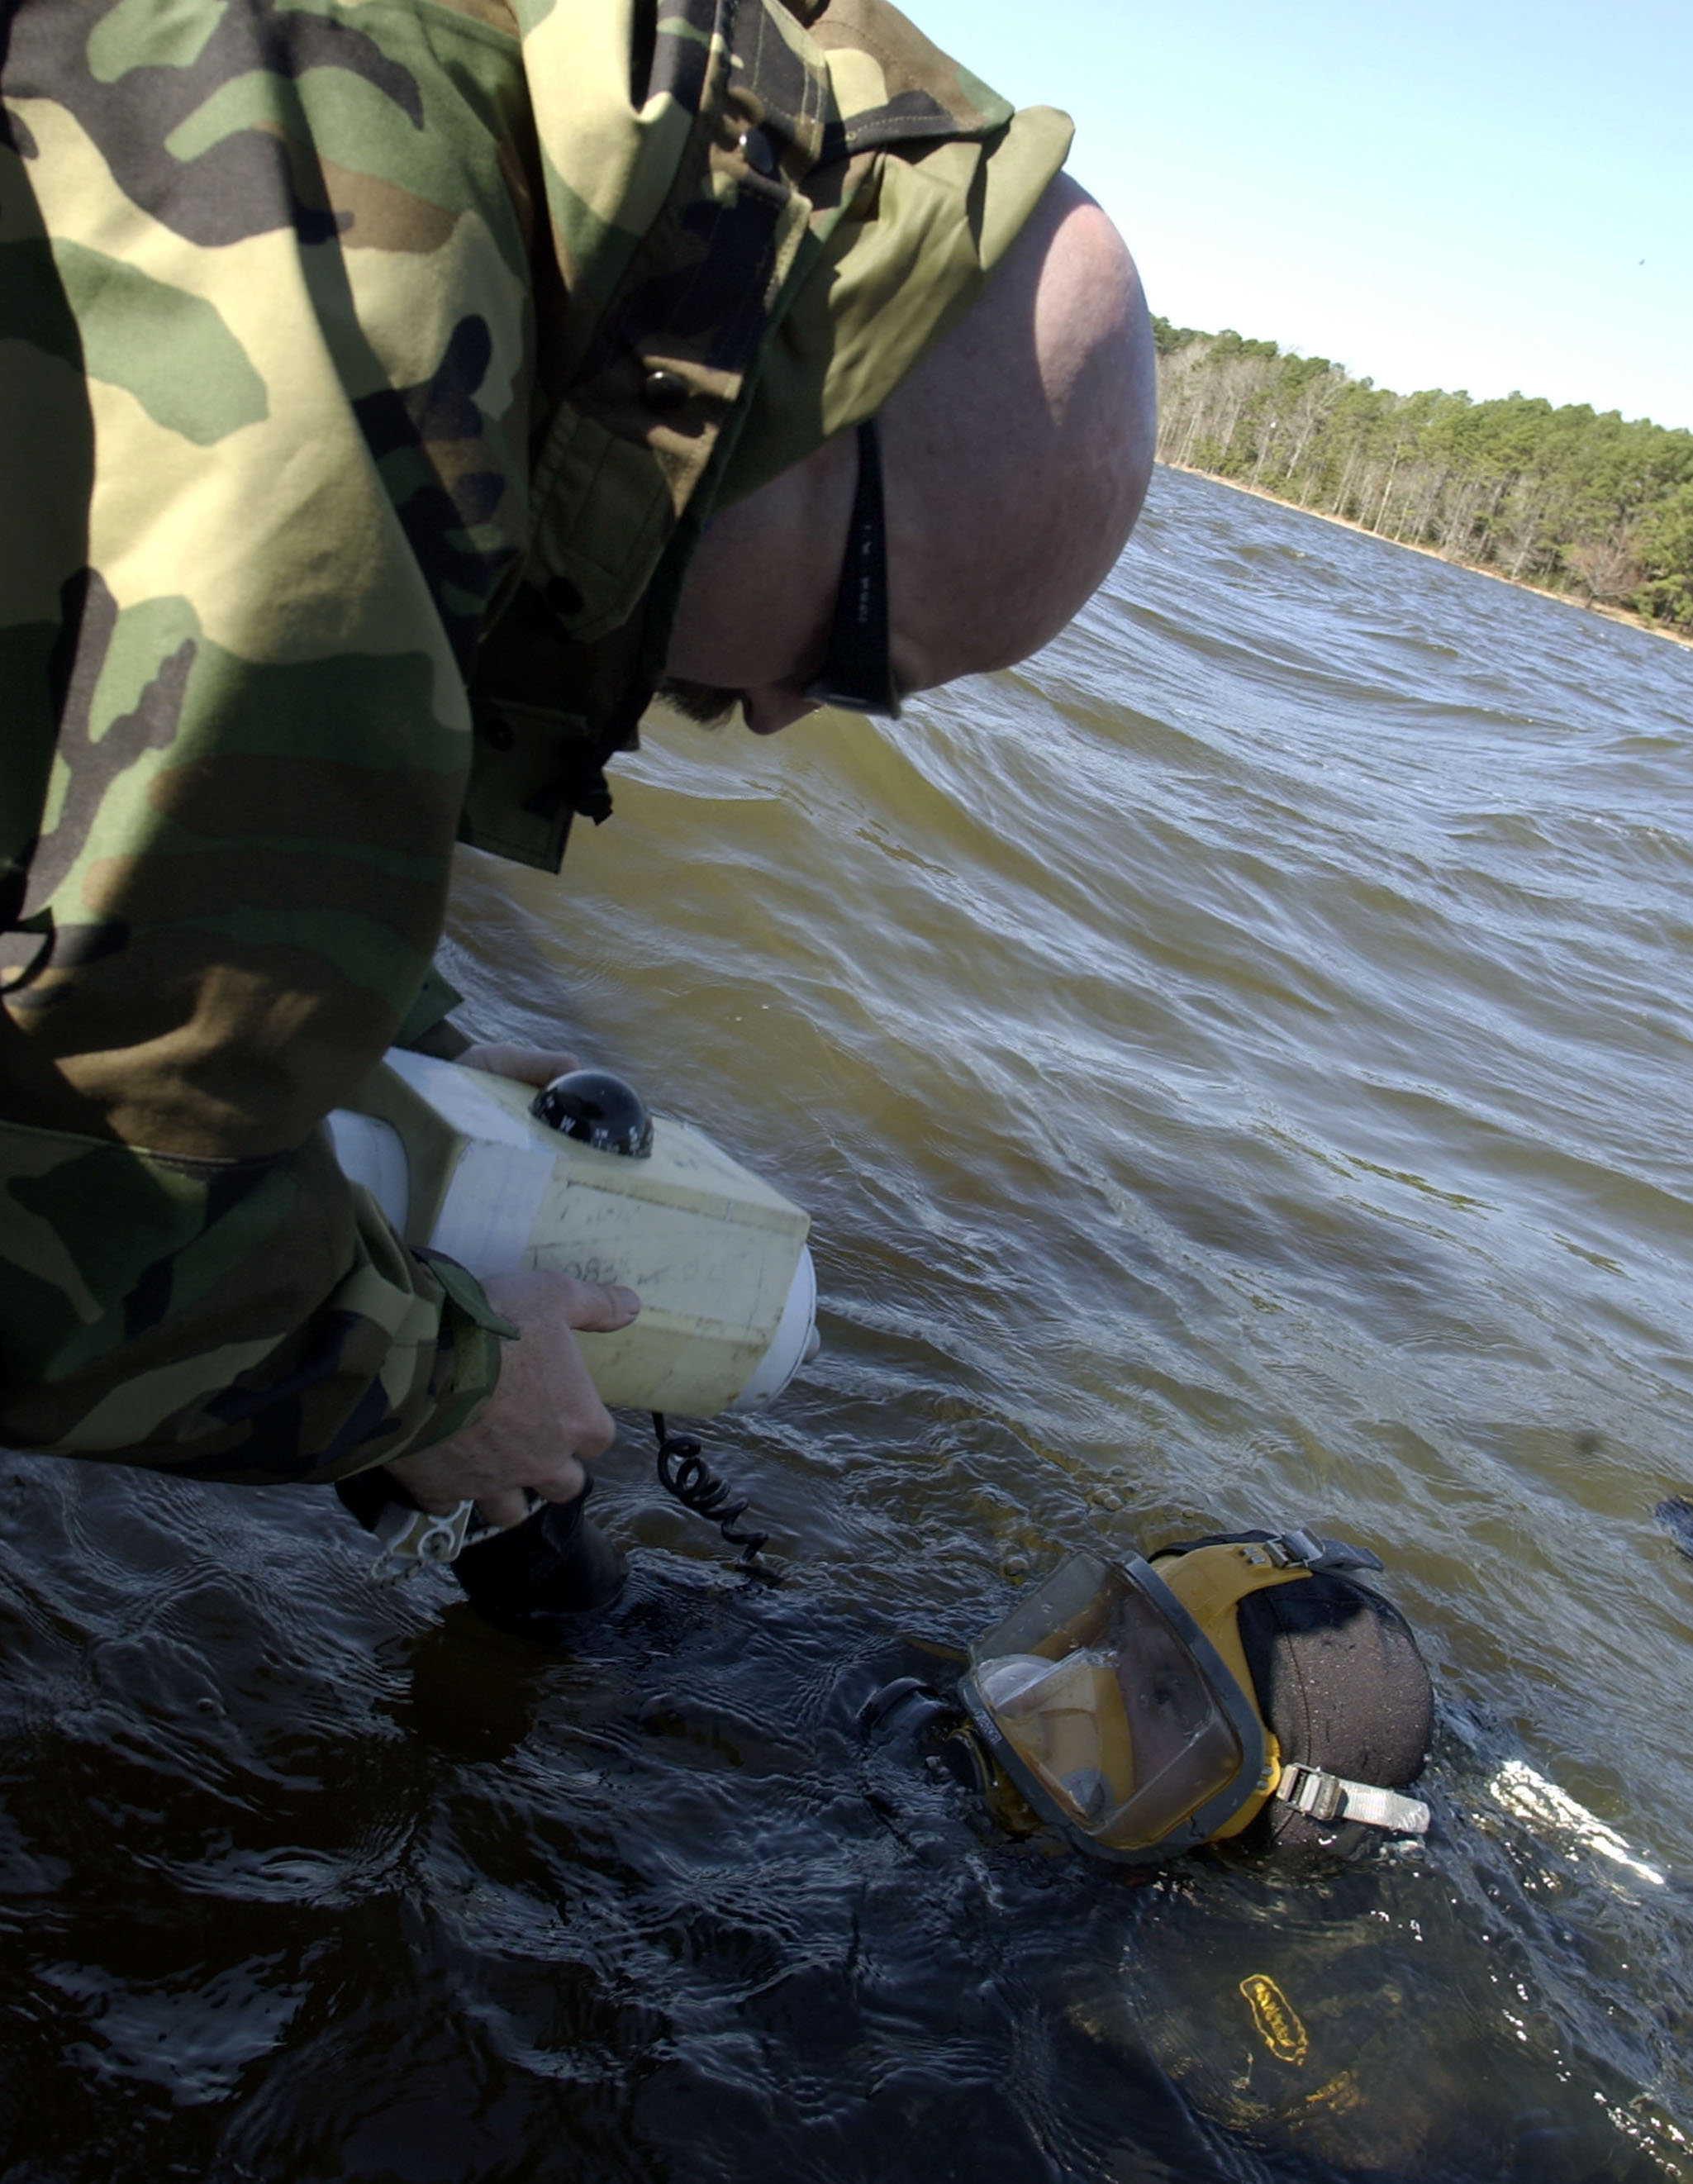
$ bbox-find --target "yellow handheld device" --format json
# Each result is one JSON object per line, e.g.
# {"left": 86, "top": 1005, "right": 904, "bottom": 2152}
{"left": 328, "top": 1051, "right": 817, "bottom": 1419}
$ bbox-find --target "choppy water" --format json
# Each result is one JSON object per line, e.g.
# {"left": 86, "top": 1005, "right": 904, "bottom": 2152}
{"left": 4, "top": 464, "right": 1692, "bottom": 2182}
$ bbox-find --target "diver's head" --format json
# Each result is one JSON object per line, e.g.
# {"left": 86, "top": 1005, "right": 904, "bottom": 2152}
{"left": 959, "top": 1528, "right": 1434, "bottom": 1867}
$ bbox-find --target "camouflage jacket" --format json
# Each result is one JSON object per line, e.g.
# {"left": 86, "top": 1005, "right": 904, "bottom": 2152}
{"left": 0, "top": 0, "right": 1068, "bottom": 1484}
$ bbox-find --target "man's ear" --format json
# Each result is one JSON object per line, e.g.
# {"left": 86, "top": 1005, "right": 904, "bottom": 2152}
{"left": 663, "top": 433, "right": 857, "bottom": 687}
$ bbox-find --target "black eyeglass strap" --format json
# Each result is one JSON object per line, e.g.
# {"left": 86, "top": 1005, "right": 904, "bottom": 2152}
{"left": 802, "top": 417, "right": 901, "bottom": 719}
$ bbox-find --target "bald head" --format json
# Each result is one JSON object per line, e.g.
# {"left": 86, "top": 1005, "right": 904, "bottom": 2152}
{"left": 662, "top": 175, "right": 1154, "bottom": 732}
{"left": 881, "top": 174, "right": 1153, "bottom": 686}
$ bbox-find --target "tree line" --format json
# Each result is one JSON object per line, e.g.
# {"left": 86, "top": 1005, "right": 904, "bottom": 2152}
{"left": 1153, "top": 320, "right": 1693, "bottom": 632}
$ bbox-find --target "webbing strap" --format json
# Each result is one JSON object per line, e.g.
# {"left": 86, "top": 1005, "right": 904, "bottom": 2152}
{"left": 1274, "top": 1763, "right": 1430, "bottom": 1836}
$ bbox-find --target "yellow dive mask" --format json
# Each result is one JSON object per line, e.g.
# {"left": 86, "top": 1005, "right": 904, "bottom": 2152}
{"left": 958, "top": 1530, "right": 1432, "bottom": 1863}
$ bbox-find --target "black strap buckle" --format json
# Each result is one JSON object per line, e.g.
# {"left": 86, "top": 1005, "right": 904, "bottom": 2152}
{"left": 0, "top": 906, "right": 55, "bottom": 996}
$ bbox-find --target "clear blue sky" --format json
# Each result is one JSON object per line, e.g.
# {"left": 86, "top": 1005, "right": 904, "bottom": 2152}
{"left": 911, "top": 0, "right": 1692, "bottom": 431}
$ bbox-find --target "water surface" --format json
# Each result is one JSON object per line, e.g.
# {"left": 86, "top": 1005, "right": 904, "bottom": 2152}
{"left": 3, "top": 465, "right": 1691, "bottom": 2181}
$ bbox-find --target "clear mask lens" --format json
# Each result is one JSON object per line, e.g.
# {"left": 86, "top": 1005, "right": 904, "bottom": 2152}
{"left": 962, "top": 1553, "right": 1259, "bottom": 1856}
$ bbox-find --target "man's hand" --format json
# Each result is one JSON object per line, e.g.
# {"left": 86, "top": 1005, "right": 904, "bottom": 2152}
{"left": 388, "top": 1038, "right": 635, "bottom": 1526}
{"left": 384, "top": 1268, "right": 640, "bottom": 1526}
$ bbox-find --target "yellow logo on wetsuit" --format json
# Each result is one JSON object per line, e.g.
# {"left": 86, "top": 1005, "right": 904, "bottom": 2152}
{"left": 1239, "top": 1974, "right": 1310, "bottom": 2066}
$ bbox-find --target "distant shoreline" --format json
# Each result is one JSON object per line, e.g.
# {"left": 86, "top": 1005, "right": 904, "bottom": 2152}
{"left": 1165, "top": 463, "right": 1693, "bottom": 655}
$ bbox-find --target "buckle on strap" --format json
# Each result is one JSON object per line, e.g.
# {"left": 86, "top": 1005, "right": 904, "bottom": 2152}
{"left": 369, "top": 1497, "right": 480, "bottom": 1584}
{"left": 1264, "top": 1528, "right": 1386, "bottom": 1577}
{"left": 1275, "top": 1763, "right": 1430, "bottom": 1836}
{"left": 368, "top": 1491, "right": 539, "bottom": 1584}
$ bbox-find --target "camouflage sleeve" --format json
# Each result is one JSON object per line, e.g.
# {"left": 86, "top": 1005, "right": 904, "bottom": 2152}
{"left": 395, "top": 963, "right": 473, "bottom": 1058}
{"left": 0, "top": 0, "right": 540, "bottom": 1482}
{"left": 0, "top": 1097, "right": 509, "bottom": 1482}
{"left": 0, "top": 0, "right": 1058, "bottom": 1484}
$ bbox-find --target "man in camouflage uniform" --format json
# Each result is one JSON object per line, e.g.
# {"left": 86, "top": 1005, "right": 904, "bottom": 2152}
{"left": 0, "top": 0, "right": 1153, "bottom": 1537}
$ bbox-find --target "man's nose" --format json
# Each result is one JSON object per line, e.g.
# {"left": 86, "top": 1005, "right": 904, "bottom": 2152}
{"left": 740, "top": 684, "right": 820, "bottom": 736}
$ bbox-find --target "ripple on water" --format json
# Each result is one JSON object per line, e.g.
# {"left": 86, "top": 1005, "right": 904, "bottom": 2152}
{"left": 5, "top": 464, "right": 1693, "bottom": 2178}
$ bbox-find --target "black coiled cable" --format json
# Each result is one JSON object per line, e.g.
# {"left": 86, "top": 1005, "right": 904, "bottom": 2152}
{"left": 652, "top": 1412, "right": 782, "bottom": 1580}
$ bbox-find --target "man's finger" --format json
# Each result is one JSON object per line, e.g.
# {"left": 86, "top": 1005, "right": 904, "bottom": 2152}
{"left": 474, "top": 1487, "right": 533, "bottom": 1528}
{"left": 563, "top": 1280, "right": 641, "bottom": 1335}
{"left": 473, "top": 1454, "right": 589, "bottom": 1527}
{"left": 481, "top": 1268, "right": 641, "bottom": 1336}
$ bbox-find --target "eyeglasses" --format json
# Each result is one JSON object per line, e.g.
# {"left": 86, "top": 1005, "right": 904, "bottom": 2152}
{"left": 801, "top": 417, "right": 902, "bottom": 721}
